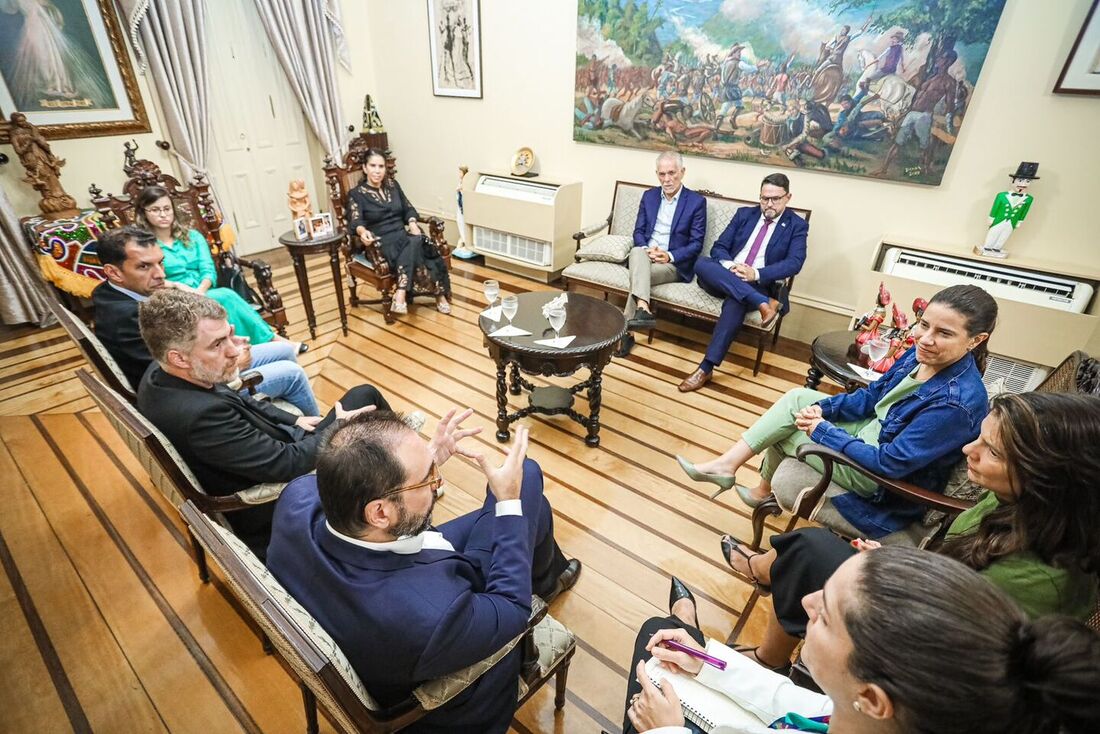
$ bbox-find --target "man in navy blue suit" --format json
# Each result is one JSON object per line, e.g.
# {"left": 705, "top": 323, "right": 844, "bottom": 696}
{"left": 617, "top": 150, "right": 707, "bottom": 357}
{"left": 679, "top": 173, "right": 808, "bottom": 392}
{"left": 267, "top": 412, "right": 580, "bottom": 734}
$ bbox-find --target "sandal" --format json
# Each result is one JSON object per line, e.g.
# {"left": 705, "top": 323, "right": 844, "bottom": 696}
{"left": 733, "top": 645, "right": 791, "bottom": 675}
{"left": 720, "top": 534, "right": 771, "bottom": 596}
{"left": 391, "top": 299, "right": 408, "bottom": 315}
{"left": 436, "top": 297, "right": 452, "bottom": 315}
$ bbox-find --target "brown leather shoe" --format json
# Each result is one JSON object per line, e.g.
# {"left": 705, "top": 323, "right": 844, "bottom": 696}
{"left": 678, "top": 368, "right": 711, "bottom": 392}
{"left": 759, "top": 298, "right": 781, "bottom": 330}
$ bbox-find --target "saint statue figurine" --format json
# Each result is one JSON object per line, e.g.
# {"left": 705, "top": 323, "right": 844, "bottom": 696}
{"left": 977, "top": 161, "right": 1038, "bottom": 259}
{"left": 287, "top": 179, "right": 312, "bottom": 220}
{"left": 7, "top": 112, "right": 79, "bottom": 218}
{"left": 362, "top": 95, "right": 385, "bottom": 134}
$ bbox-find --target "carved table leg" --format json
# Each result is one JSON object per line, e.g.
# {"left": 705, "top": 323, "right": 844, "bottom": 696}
{"left": 804, "top": 363, "right": 823, "bottom": 390}
{"left": 496, "top": 361, "right": 511, "bottom": 442}
{"left": 585, "top": 365, "right": 604, "bottom": 447}
{"left": 509, "top": 364, "right": 522, "bottom": 395}
{"left": 329, "top": 246, "right": 349, "bottom": 336}
{"left": 291, "top": 253, "right": 317, "bottom": 339}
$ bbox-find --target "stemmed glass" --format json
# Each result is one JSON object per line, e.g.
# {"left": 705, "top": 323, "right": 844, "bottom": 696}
{"left": 547, "top": 305, "right": 566, "bottom": 340}
{"left": 865, "top": 336, "right": 890, "bottom": 365}
{"left": 483, "top": 280, "right": 500, "bottom": 308}
{"left": 501, "top": 295, "right": 518, "bottom": 323}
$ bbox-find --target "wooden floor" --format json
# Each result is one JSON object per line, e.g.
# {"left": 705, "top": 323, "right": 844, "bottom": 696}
{"left": 0, "top": 251, "right": 828, "bottom": 734}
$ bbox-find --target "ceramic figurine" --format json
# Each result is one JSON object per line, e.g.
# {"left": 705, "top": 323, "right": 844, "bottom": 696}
{"left": 287, "top": 179, "right": 312, "bottom": 220}
{"left": 8, "top": 112, "right": 78, "bottom": 217}
{"left": 362, "top": 95, "right": 385, "bottom": 133}
{"left": 855, "top": 281, "right": 891, "bottom": 346}
{"left": 452, "top": 165, "right": 475, "bottom": 259}
{"left": 891, "top": 302, "right": 908, "bottom": 331}
{"left": 977, "top": 161, "right": 1038, "bottom": 259}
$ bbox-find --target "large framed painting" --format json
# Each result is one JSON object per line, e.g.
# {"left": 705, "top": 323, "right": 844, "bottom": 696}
{"left": 427, "top": 0, "right": 482, "bottom": 98}
{"left": 0, "top": 0, "right": 149, "bottom": 143}
{"left": 573, "top": 0, "right": 1009, "bottom": 186}
{"left": 1054, "top": 0, "right": 1100, "bottom": 96}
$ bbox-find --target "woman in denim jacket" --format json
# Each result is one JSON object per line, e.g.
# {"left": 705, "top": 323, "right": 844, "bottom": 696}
{"left": 677, "top": 284, "right": 997, "bottom": 538}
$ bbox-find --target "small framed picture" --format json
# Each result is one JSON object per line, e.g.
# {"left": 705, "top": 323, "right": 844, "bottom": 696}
{"left": 293, "top": 217, "right": 311, "bottom": 241}
{"left": 309, "top": 213, "right": 334, "bottom": 238}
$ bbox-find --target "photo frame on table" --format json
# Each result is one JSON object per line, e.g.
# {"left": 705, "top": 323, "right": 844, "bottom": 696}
{"left": 427, "top": 0, "right": 482, "bottom": 98}
{"left": 1054, "top": 0, "right": 1100, "bottom": 96}
{"left": 308, "top": 213, "right": 334, "bottom": 238}
{"left": 293, "top": 217, "right": 311, "bottom": 241}
{"left": 0, "top": 0, "right": 150, "bottom": 143}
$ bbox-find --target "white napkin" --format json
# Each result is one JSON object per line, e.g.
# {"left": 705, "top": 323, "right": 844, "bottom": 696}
{"left": 847, "top": 363, "right": 883, "bottom": 382}
{"left": 540, "top": 293, "right": 569, "bottom": 317}
{"left": 480, "top": 305, "right": 502, "bottom": 320}
{"left": 488, "top": 324, "right": 531, "bottom": 337}
{"left": 533, "top": 335, "right": 576, "bottom": 348}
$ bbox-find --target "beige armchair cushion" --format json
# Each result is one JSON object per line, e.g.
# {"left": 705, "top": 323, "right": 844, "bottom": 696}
{"left": 575, "top": 234, "right": 633, "bottom": 263}
{"left": 609, "top": 185, "right": 647, "bottom": 236}
{"left": 562, "top": 260, "right": 631, "bottom": 291}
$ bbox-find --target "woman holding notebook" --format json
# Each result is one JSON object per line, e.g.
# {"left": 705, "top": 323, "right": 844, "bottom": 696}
{"left": 622, "top": 548, "right": 1099, "bottom": 734}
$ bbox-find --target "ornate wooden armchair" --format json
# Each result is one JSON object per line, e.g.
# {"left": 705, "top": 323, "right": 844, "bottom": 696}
{"left": 88, "top": 148, "right": 288, "bottom": 335}
{"left": 323, "top": 134, "right": 451, "bottom": 323}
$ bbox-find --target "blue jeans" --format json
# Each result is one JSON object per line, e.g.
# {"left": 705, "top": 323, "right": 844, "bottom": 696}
{"left": 244, "top": 341, "right": 319, "bottom": 416}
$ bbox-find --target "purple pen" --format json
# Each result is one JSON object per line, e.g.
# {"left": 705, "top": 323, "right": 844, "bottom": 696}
{"left": 660, "top": 639, "right": 727, "bottom": 670}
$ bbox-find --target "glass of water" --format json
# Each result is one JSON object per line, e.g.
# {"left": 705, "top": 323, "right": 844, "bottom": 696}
{"left": 865, "top": 336, "right": 890, "bottom": 364}
{"left": 483, "top": 280, "right": 500, "bottom": 307}
{"left": 547, "top": 305, "right": 566, "bottom": 339}
{"left": 501, "top": 295, "right": 518, "bottom": 323}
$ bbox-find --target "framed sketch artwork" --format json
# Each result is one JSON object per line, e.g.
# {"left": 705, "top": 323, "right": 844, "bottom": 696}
{"left": 427, "top": 0, "right": 482, "bottom": 98}
{"left": 1054, "top": 0, "right": 1100, "bottom": 96}
{"left": 0, "top": 0, "right": 150, "bottom": 142}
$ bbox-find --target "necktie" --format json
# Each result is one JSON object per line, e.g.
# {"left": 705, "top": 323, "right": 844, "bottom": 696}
{"left": 743, "top": 218, "right": 772, "bottom": 267}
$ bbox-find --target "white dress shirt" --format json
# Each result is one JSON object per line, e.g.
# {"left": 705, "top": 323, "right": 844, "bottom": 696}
{"left": 325, "top": 499, "right": 523, "bottom": 554}
{"left": 109, "top": 282, "right": 149, "bottom": 302}
{"left": 647, "top": 187, "right": 682, "bottom": 260}
{"left": 720, "top": 215, "right": 777, "bottom": 272}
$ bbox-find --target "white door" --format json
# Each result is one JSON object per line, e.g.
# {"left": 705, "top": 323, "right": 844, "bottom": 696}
{"left": 206, "top": 0, "right": 317, "bottom": 255}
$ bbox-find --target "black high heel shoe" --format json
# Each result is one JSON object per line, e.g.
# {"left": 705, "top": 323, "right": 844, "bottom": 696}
{"left": 720, "top": 535, "right": 772, "bottom": 596}
{"left": 297, "top": 342, "right": 310, "bottom": 355}
{"left": 669, "top": 576, "right": 701, "bottom": 630}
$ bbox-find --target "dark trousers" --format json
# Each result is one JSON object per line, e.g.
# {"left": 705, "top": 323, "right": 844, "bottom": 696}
{"left": 316, "top": 384, "right": 391, "bottom": 432}
{"left": 771, "top": 527, "right": 856, "bottom": 637}
{"left": 695, "top": 258, "right": 769, "bottom": 372}
{"left": 622, "top": 616, "right": 707, "bottom": 734}
{"left": 439, "top": 458, "right": 569, "bottom": 597}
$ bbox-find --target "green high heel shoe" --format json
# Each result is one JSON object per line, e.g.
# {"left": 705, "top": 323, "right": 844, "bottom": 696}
{"left": 676, "top": 455, "right": 760, "bottom": 503}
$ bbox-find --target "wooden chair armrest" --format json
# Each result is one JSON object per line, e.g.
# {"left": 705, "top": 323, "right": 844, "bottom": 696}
{"left": 416, "top": 215, "right": 451, "bottom": 259}
{"left": 227, "top": 254, "right": 285, "bottom": 313}
{"left": 572, "top": 214, "right": 612, "bottom": 245}
{"left": 793, "top": 443, "right": 976, "bottom": 516}
{"left": 350, "top": 232, "right": 392, "bottom": 277}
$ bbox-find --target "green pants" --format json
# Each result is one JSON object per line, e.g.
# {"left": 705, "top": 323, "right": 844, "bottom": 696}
{"left": 206, "top": 287, "right": 275, "bottom": 345}
{"left": 741, "top": 388, "right": 879, "bottom": 497}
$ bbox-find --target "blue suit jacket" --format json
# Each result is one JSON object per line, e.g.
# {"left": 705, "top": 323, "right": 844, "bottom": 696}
{"left": 633, "top": 186, "right": 707, "bottom": 281}
{"left": 707, "top": 205, "right": 808, "bottom": 312}
{"left": 267, "top": 477, "right": 533, "bottom": 734}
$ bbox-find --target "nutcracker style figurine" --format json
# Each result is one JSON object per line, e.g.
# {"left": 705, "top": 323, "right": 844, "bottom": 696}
{"left": 977, "top": 161, "right": 1038, "bottom": 259}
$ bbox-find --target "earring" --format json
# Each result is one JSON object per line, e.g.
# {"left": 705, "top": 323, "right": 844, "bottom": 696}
{"left": 853, "top": 701, "right": 863, "bottom": 713}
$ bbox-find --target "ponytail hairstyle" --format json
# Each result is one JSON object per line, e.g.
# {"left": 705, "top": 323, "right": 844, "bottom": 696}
{"left": 134, "top": 185, "right": 191, "bottom": 243}
{"left": 846, "top": 547, "right": 1100, "bottom": 734}
{"left": 940, "top": 392, "right": 1100, "bottom": 574}
{"left": 926, "top": 284, "right": 998, "bottom": 373}
{"left": 359, "top": 148, "right": 393, "bottom": 191}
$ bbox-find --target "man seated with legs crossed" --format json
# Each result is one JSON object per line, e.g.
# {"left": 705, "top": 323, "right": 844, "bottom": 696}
{"left": 93, "top": 225, "right": 319, "bottom": 415}
{"left": 679, "top": 172, "right": 808, "bottom": 392}
{"left": 137, "top": 289, "right": 387, "bottom": 557}
{"left": 267, "top": 417, "right": 581, "bottom": 734}
{"left": 617, "top": 150, "right": 707, "bottom": 357}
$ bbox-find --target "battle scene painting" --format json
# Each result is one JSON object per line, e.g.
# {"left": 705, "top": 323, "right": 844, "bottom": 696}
{"left": 574, "top": 0, "right": 1008, "bottom": 185}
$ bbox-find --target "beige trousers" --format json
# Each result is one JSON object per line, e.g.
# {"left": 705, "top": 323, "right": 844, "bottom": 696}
{"left": 625, "top": 247, "right": 678, "bottom": 318}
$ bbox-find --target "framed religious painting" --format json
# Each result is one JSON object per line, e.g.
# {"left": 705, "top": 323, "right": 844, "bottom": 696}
{"left": 427, "top": 0, "right": 482, "bottom": 98}
{"left": 1054, "top": 0, "right": 1100, "bottom": 96}
{"left": 0, "top": 0, "right": 150, "bottom": 142}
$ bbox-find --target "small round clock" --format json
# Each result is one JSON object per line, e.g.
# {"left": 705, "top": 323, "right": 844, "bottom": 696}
{"left": 510, "top": 147, "right": 535, "bottom": 176}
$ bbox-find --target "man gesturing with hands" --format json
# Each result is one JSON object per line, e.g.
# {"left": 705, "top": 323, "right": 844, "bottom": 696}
{"left": 267, "top": 410, "right": 581, "bottom": 734}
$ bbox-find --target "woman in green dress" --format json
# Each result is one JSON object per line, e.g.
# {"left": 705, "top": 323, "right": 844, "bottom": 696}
{"left": 721, "top": 390, "right": 1100, "bottom": 672}
{"left": 134, "top": 186, "right": 301, "bottom": 350}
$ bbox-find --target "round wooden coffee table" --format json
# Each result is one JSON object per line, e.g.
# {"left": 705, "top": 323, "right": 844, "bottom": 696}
{"left": 479, "top": 291, "right": 626, "bottom": 447}
{"left": 806, "top": 330, "right": 872, "bottom": 393}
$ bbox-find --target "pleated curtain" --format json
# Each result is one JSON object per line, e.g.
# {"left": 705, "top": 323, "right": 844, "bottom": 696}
{"left": 0, "top": 187, "right": 54, "bottom": 327}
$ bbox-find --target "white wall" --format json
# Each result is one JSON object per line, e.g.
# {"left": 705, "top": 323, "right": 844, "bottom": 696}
{"left": 338, "top": 0, "right": 1100, "bottom": 348}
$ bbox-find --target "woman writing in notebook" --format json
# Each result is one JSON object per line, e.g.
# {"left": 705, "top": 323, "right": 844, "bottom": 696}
{"left": 623, "top": 549, "right": 1100, "bottom": 734}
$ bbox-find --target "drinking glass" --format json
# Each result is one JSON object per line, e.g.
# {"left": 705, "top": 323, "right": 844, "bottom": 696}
{"left": 483, "top": 280, "right": 500, "bottom": 308}
{"left": 547, "top": 306, "right": 566, "bottom": 339}
{"left": 501, "top": 295, "right": 518, "bottom": 323}
{"left": 865, "top": 336, "right": 890, "bottom": 364}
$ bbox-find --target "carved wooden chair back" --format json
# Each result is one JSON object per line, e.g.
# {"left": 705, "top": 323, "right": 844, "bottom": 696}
{"left": 50, "top": 299, "right": 137, "bottom": 403}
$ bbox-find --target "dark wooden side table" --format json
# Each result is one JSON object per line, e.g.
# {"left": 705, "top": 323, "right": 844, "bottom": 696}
{"left": 278, "top": 230, "right": 348, "bottom": 339}
{"left": 479, "top": 291, "right": 626, "bottom": 447}
{"left": 806, "top": 330, "right": 872, "bottom": 393}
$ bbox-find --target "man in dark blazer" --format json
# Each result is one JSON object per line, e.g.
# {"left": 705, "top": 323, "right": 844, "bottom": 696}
{"left": 618, "top": 150, "right": 707, "bottom": 357}
{"left": 93, "top": 226, "right": 318, "bottom": 414}
{"left": 136, "top": 289, "right": 386, "bottom": 557}
{"left": 267, "top": 416, "right": 581, "bottom": 734}
{"left": 679, "top": 173, "right": 808, "bottom": 392}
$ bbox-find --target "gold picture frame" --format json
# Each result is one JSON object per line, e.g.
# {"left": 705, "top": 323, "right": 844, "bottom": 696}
{"left": 0, "top": 0, "right": 150, "bottom": 143}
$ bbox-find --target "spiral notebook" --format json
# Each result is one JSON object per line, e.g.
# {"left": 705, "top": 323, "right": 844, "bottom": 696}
{"left": 644, "top": 656, "right": 764, "bottom": 732}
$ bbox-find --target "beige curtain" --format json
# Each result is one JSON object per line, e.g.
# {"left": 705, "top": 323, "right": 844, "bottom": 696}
{"left": 0, "top": 187, "right": 54, "bottom": 327}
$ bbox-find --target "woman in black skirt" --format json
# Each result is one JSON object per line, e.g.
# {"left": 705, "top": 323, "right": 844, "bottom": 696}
{"left": 346, "top": 149, "right": 451, "bottom": 315}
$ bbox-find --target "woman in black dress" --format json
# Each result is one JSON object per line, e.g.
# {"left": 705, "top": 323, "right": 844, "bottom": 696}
{"left": 346, "top": 149, "right": 451, "bottom": 314}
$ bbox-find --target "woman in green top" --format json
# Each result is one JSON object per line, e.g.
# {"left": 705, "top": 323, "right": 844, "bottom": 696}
{"left": 134, "top": 186, "right": 297, "bottom": 348}
{"left": 722, "top": 391, "right": 1100, "bottom": 672}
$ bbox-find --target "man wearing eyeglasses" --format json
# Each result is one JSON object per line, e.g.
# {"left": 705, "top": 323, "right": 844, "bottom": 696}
{"left": 267, "top": 415, "right": 581, "bottom": 734}
{"left": 679, "top": 173, "right": 808, "bottom": 392}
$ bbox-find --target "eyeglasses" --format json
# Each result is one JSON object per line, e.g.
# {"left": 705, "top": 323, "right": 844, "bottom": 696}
{"left": 760, "top": 194, "right": 789, "bottom": 205}
{"left": 145, "top": 206, "right": 173, "bottom": 215}
{"left": 379, "top": 462, "right": 442, "bottom": 499}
